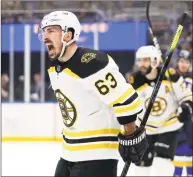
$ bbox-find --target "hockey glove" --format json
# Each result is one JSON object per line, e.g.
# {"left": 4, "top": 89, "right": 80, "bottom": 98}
{"left": 118, "top": 126, "right": 148, "bottom": 165}
{"left": 178, "top": 101, "right": 193, "bottom": 122}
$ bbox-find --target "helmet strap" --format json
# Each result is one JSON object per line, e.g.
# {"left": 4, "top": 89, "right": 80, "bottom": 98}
{"left": 58, "top": 32, "right": 75, "bottom": 61}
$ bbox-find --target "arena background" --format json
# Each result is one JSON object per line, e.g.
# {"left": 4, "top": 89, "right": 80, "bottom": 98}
{"left": 1, "top": 1, "right": 192, "bottom": 176}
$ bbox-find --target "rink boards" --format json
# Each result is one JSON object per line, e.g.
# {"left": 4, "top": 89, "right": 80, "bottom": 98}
{"left": 2, "top": 103, "right": 63, "bottom": 142}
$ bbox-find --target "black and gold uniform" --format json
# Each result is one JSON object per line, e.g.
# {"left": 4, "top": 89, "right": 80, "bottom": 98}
{"left": 48, "top": 47, "right": 143, "bottom": 162}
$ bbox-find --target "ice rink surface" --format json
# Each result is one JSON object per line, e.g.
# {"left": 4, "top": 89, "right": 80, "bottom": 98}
{"left": 2, "top": 142, "right": 136, "bottom": 176}
{"left": 2, "top": 142, "right": 187, "bottom": 176}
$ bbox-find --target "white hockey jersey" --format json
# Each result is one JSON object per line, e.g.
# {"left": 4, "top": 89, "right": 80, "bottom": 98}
{"left": 48, "top": 47, "right": 143, "bottom": 162}
{"left": 128, "top": 68, "right": 192, "bottom": 135}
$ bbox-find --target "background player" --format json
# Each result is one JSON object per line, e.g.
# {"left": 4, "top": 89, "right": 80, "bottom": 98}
{"left": 127, "top": 45, "right": 193, "bottom": 176}
{"left": 172, "top": 50, "right": 192, "bottom": 176}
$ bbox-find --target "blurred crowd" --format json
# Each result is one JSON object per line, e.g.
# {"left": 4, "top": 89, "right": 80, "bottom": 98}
{"left": 1, "top": 72, "right": 56, "bottom": 102}
{"left": 1, "top": 1, "right": 146, "bottom": 23}
{"left": 3, "top": 1, "right": 192, "bottom": 23}
{"left": 1, "top": 1, "right": 192, "bottom": 102}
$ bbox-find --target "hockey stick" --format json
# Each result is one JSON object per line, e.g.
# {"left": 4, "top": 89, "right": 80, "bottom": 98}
{"left": 120, "top": 12, "right": 187, "bottom": 177}
{"left": 146, "top": 1, "right": 163, "bottom": 62}
{"left": 146, "top": 1, "right": 180, "bottom": 106}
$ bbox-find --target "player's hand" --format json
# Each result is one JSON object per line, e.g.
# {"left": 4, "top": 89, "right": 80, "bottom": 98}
{"left": 118, "top": 126, "right": 148, "bottom": 165}
{"left": 178, "top": 101, "right": 193, "bottom": 122}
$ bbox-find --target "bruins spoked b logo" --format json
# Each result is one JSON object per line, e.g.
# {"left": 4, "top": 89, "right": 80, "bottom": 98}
{"left": 145, "top": 97, "right": 167, "bottom": 116}
{"left": 55, "top": 89, "right": 77, "bottom": 127}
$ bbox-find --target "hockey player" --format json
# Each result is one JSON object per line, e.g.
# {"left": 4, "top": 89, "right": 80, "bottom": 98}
{"left": 38, "top": 11, "right": 148, "bottom": 177}
{"left": 127, "top": 46, "right": 193, "bottom": 176}
{"left": 172, "top": 50, "right": 192, "bottom": 177}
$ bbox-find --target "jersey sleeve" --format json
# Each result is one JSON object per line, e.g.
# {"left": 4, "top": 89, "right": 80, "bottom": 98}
{"left": 86, "top": 55, "right": 143, "bottom": 125}
{"left": 172, "top": 76, "right": 192, "bottom": 104}
{"left": 184, "top": 77, "right": 192, "bottom": 91}
{"left": 111, "top": 73, "right": 143, "bottom": 125}
{"left": 166, "top": 68, "right": 192, "bottom": 104}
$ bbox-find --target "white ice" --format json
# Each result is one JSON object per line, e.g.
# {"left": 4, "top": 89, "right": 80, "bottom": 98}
{"left": 2, "top": 142, "right": 135, "bottom": 176}
{"left": 2, "top": 142, "right": 187, "bottom": 176}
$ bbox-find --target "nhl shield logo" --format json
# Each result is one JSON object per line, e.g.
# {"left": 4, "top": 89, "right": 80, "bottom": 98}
{"left": 56, "top": 65, "right": 62, "bottom": 73}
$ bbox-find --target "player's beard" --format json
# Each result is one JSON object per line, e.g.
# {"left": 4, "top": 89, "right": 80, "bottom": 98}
{"left": 139, "top": 66, "right": 152, "bottom": 75}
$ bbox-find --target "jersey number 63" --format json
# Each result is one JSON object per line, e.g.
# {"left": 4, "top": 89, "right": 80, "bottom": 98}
{"left": 95, "top": 73, "right": 117, "bottom": 95}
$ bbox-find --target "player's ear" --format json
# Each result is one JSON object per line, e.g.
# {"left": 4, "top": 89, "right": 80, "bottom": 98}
{"left": 63, "top": 31, "right": 72, "bottom": 42}
{"left": 152, "top": 58, "right": 158, "bottom": 68}
{"left": 67, "top": 31, "right": 73, "bottom": 40}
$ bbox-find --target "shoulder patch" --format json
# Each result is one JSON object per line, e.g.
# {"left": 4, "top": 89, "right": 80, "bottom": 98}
{"left": 128, "top": 75, "right": 134, "bottom": 84}
{"left": 81, "top": 53, "right": 97, "bottom": 63}
{"left": 63, "top": 47, "right": 109, "bottom": 78}
{"left": 165, "top": 68, "right": 180, "bottom": 82}
{"left": 168, "top": 68, "right": 176, "bottom": 75}
{"left": 127, "top": 71, "right": 147, "bottom": 89}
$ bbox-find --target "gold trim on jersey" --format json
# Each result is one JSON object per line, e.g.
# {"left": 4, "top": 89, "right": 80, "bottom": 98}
{"left": 139, "top": 112, "right": 178, "bottom": 127}
{"left": 172, "top": 161, "right": 193, "bottom": 167}
{"left": 2, "top": 136, "right": 62, "bottom": 142}
{"left": 163, "top": 119, "right": 179, "bottom": 127}
{"left": 145, "top": 127, "right": 157, "bottom": 132}
{"left": 113, "top": 97, "right": 141, "bottom": 114}
{"left": 136, "top": 80, "right": 177, "bottom": 93}
{"left": 48, "top": 66, "right": 55, "bottom": 73}
{"left": 185, "top": 77, "right": 192, "bottom": 83}
{"left": 162, "top": 80, "right": 173, "bottom": 85}
{"left": 136, "top": 83, "right": 148, "bottom": 92}
{"left": 63, "top": 68, "right": 80, "bottom": 78}
{"left": 62, "top": 141, "right": 118, "bottom": 151}
{"left": 47, "top": 67, "right": 81, "bottom": 78}
{"left": 145, "top": 118, "right": 179, "bottom": 132}
{"left": 62, "top": 128, "right": 120, "bottom": 138}
{"left": 107, "top": 55, "right": 112, "bottom": 60}
{"left": 108, "top": 86, "right": 135, "bottom": 106}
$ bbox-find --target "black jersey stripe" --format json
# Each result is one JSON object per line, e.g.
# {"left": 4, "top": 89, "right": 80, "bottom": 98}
{"left": 178, "top": 95, "right": 192, "bottom": 102}
{"left": 114, "top": 92, "right": 138, "bottom": 107}
{"left": 138, "top": 118, "right": 158, "bottom": 128}
{"left": 63, "top": 135, "right": 118, "bottom": 144}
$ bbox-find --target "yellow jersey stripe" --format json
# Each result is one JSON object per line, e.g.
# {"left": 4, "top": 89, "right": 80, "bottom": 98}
{"left": 185, "top": 77, "right": 192, "bottom": 82}
{"left": 63, "top": 68, "right": 80, "bottom": 78}
{"left": 2, "top": 136, "right": 62, "bottom": 142}
{"left": 107, "top": 55, "right": 112, "bottom": 60}
{"left": 62, "top": 142, "right": 118, "bottom": 151}
{"left": 47, "top": 67, "right": 80, "bottom": 79}
{"left": 145, "top": 127, "right": 156, "bottom": 132}
{"left": 113, "top": 97, "right": 141, "bottom": 114}
{"left": 172, "top": 161, "right": 193, "bottom": 167}
{"left": 48, "top": 66, "right": 55, "bottom": 73}
{"left": 145, "top": 112, "right": 177, "bottom": 126}
{"left": 109, "top": 86, "right": 134, "bottom": 106}
{"left": 163, "top": 119, "right": 179, "bottom": 127}
{"left": 162, "top": 80, "right": 172, "bottom": 85}
{"left": 62, "top": 128, "right": 120, "bottom": 138}
{"left": 136, "top": 83, "right": 148, "bottom": 92}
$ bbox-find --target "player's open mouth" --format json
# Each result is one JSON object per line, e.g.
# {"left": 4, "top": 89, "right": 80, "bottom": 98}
{"left": 47, "top": 44, "right": 54, "bottom": 51}
{"left": 47, "top": 44, "right": 55, "bottom": 56}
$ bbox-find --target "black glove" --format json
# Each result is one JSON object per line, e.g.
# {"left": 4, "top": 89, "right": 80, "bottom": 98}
{"left": 118, "top": 126, "right": 149, "bottom": 165}
{"left": 178, "top": 101, "right": 193, "bottom": 122}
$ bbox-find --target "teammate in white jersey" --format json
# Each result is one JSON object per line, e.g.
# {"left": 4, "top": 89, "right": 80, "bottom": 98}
{"left": 172, "top": 50, "right": 193, "bottom": 177}
{"left": 38, "top": 11, "right": 148, "bottom": 177}
{"left": 127, "top": 46, "right": 193, "bottom": 176}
